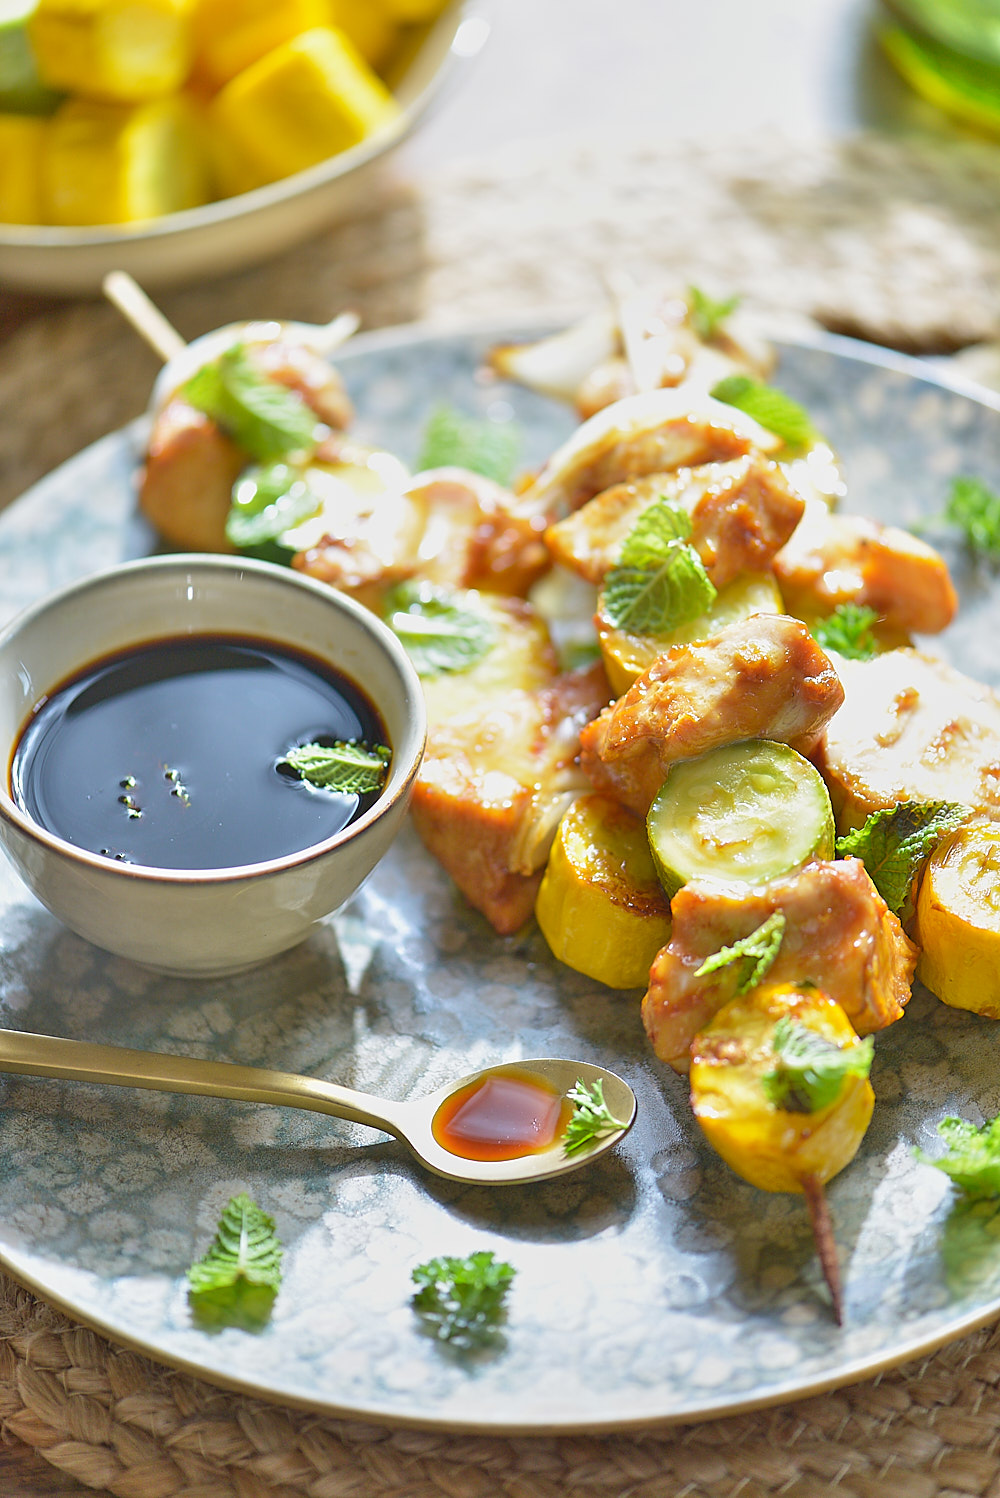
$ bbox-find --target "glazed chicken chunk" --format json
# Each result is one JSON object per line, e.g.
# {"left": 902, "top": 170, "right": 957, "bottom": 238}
{"left": 545, "top": 454, "right": 805, "bottom": 590}
{"left": 580, "top": 614, "right": 844, "bottom": 817}
{"left": 516, "top": 387, "right": 782, "bottom": 521}
{"left": 295, "top": 467, "right": 550, "bottom": 613}
{"left": 817, "top": 648, "right": 1000, "bottom": 829}
{"left": 410, "top": 663, "right": 611, "bottom": 935}
{"left": 642, "top": 857, "right": 917, "bottom": 1072}
{"left": 773, "top": 506, "right": 957, "bottom": 635}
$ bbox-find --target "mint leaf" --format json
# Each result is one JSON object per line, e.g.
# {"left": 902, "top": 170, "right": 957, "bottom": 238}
{"left": 385, "top": 581, "right": 496, "bottom": 677}
{"left": 811, "top": 603, "right": 880, "bottom": 661}
{"left": 416, "top": 405, "right": 519, "bottom": 484}
{"left": 914, "top": 475, "right": 1000, "bottom": 561}
{"left": 562, "top": 1078, "right": 630, "bottom": 1156}
{"left": 762, "top": 1018, "right": 874, "bottom": 1114}
{"left": 184, "top": 345, "right": 321, "bottom": 462}
{"left": 710, "top": 374, "right": 815, "bottom": 448}
{"left": 187, "top": 1194, "right": 282, "bottom": 1329}
{"left": 836, "top": 799, "right": 969, "bottom": 919}
{"left": 694, "top": 912, "right": 786, "bottom": 993}
{"left": 916, "top": 1115, "right": 1000, "bottom": 1200}
{"left": 225, "top": 462, "right": 322, "bottom": 550}
{"left": 602, "top": 497, "right": 717, "bottom": 634}
{"left": 688, "top": 285, "right": 740, "bottom": 341}
{"left": 278, "top": 741, "right": 390, "bottom": 795}
{"left": 411, "top": 1250, "right": 515, "bottom": 1350}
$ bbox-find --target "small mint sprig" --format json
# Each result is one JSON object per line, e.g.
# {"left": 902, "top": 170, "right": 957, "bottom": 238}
{"left": 710, "top": 374, "right": 815, "bottom": 449}
{"left": 762, "top": 1019, "right": 874, "bottom": 1114}
{"left": 562, "top": 1078, "right": 630, "bottom": 1155}
{"left": 915, "top": 1115, "right": 1000, "bottom": 1200}
{"left": 688, "top": 285, "right": 740, "bottom": 341}
{"left": 187, "top": 1194, "right": 283, "bottom": 1330}
{"left": 602, "top": 497, "right": 716, "bottom": 635}
{"left": 411, "top": 1250, "right": 515, "bottom": 1350}
{"left": 694, "top": 912, "right": 786, "bottom": 994}
{"left": 811, "top": 603, "right": 880, "bottom": 661}
{"left": 385, "top": 580, "right": 496, "bottom": 677}
{"left": 416, "top": 405, "right": 520, "bottom": 485}
{"left": 836, "top": 800, "right": 969, "bottom": 920}
{"left": 278, "top": 741, "right": 390, "bottom": 795}
{"left": 913, "top": 476, "right": 1000, "bottom": 561}
{"left": 184, "top": 345, "right": 321, "bottom": 462}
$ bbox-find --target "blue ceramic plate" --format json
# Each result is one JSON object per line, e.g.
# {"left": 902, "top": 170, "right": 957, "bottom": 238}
{"left": 0, "top": 321, "right": 999, "bottom": 1434}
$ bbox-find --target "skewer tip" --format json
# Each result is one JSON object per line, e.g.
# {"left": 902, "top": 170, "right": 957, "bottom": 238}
{"left": 801, "top": 1172, "right": 843, "bottom": 1326}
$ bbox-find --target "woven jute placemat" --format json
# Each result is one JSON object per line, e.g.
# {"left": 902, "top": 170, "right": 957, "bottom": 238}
{"left": 4, "top": 131, "right": 1000, "bottom": 1496}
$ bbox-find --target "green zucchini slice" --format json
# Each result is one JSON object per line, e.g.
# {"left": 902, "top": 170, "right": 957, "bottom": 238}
{"left": 647, "top": 739, "right": 835, "bottom": 898}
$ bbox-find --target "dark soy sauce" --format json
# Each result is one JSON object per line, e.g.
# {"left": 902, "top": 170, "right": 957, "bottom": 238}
{"left": 432, "top": 1069, "right": 575, "bottom": 1162}
{"left": 10, "top": 635, "right": 389, "bottom": 870}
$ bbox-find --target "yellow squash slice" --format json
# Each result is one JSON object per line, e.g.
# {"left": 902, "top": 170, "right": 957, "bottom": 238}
{"left": 536, "top": 792, "right": 672, "bottom": 989}
{"left": 916, "top": 821, "right": 1000, "bottom": 1018}
{"left": 690, "top": 981, "right": 874, "bottom": 1194}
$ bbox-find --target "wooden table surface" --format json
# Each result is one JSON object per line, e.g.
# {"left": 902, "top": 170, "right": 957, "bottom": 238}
{"left": 0, "top": 1, "right": 985, "bottom": 1492}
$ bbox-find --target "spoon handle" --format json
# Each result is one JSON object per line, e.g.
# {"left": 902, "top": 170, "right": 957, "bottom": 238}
{"left": 0, "top": 1027, "right": 411, "bottom": 1138}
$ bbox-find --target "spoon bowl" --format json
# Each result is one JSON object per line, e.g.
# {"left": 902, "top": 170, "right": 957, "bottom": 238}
{"left": 0, "top": 1029, "right": 636, "bottom": 1186}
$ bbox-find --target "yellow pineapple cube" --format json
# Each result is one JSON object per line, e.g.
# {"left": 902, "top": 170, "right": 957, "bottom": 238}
{"left": 191, "top": 0, "right": 328, "bottom": 90}
{"left": 209, "top": 25, "right": 400, "bottom": 193}
{"left": 379, "top": 0, "right": 448, "bottom": 20}
{"left": 29, "top": 0, "right": 194, "bottom": 103}
{"left": 43, "top": 92, "right": 209, "bottom": 224}
{"left": 327, "top": 0, "right": 396, "bottom": 68}
{"left": 0, "top": 114, "right": 46, "bottom": 222}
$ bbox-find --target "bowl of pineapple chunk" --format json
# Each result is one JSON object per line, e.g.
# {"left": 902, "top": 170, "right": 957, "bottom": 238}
{"left": 0, "top": 0, "right": 481, "bottom": 293}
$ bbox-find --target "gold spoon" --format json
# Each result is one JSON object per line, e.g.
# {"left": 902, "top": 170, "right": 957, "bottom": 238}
{"left": 0, "top": 1028, "right": 636, "bottom": 1186}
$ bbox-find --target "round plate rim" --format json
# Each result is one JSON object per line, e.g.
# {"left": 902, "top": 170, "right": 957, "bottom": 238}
{"left": 1, "top": 314, "right": 999, "bottom": 1434}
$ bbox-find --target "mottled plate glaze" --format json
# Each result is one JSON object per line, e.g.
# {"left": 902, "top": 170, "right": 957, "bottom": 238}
{"left": 1, "top": 322, "right": 1000, "bottom": 1434}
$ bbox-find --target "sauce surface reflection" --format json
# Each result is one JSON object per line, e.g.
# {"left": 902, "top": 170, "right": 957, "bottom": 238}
{"left": 432, "top": 1068, "right": 574, "bottom": 1162}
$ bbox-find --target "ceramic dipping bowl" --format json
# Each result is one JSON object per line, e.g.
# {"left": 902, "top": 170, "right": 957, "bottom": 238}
{"left": 0, "top": 555, "right": 425, "bottom": 976}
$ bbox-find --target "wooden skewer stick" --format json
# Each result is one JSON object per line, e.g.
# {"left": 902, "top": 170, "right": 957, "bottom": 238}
{"left": 310, "top": 309, "right": 362, "bottom": 355}
{"left": 801, "top": 1172, "right": 843, "bottom": 1326}
{"left": 103, "top": 269, "right": 361, "bottom": 366}
{"left": 603, "top": 268, "right": 656, "bottom": 393}
{"left": 103, "top": 270, "right": 187, "bottom": 363}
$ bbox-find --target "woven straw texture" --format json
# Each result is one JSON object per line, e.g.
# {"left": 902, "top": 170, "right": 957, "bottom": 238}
{"left": 3, "top": 132, "right": 1000, "bottom": 1495}
{"left": 4, "top": 130, "right": 1000, "bottom": 511}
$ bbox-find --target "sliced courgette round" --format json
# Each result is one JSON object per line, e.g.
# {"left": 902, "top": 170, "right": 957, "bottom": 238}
{"left": 647, "top": 739, "right": 835, "bottom": 898}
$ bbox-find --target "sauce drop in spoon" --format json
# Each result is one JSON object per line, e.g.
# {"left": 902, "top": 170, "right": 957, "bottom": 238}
{"left": 0, "top": 1029, "right": 635, "bottom": 1185}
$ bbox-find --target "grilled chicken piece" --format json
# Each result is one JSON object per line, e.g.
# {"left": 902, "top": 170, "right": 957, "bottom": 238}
{"left": 139, "top": 337, "right": 354, "bottom": 552}
{"left": 403, "top": 468, "right": 550, "bottom": 596}
{"left": 642, "top": 857, "right": 917, "bottom": 1072}
{"left": 580, "top": 614, "right": 844, "bottom": 817}
{"left": 817, "top": 649, "right": 1000, "bottom": 829}
{"left": 245, "top": 338, "right": 354, "bottom": 432}
{"left": 410, "top": 663, "right": 611, "bottom": 934}
{"left": 516, "top": 388, "right": 782, "bottom": 522}
{"left": 139, "top": 399, "right": 245, "bottom": 551}
{"left": 773, "top": 507, "right": 957, "bottom": 635}
{"left": 545, "top": 454, "right": 804, "bottom": 590}
{"left": 294, "top": 467, "right": 549, "bottom": 614}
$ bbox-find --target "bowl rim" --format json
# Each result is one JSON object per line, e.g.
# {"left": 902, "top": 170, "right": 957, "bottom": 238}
{"left": 0, "top": 1, "right": 483, "bottom": 249}
{"left": 0, "top": 553, "right": 426, "bottom": 886}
